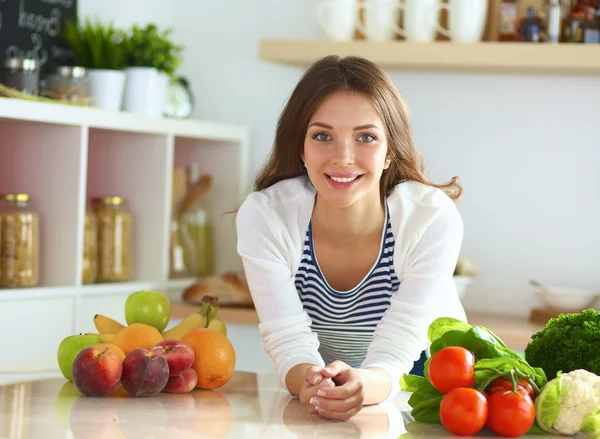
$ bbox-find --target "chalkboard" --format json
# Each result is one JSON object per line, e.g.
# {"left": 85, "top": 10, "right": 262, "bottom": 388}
{"left": 0, "top": 0, "right": 78, "bottom": 76}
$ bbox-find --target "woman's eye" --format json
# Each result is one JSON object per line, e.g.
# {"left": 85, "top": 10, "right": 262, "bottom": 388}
{"left": 313, "top": 132, "right": 331, "bottom": 142}
{"left": 358, "top": 134, "right": 376, "bottom": 142}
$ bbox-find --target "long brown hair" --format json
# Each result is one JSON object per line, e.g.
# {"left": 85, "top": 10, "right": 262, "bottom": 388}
{"left": 254, "top": 55, "right": 462, "bottom": 201}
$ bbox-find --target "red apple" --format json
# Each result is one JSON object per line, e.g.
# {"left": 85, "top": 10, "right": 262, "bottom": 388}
{"left": 72, "top": 346, "right": 122, "bottom": 396}
{"left": 121, "top": 348, "right": 169, "bottom": 397}
{"left": 163, "top": 367, "right": 198, "bottom": 393}
{"left": 150, "top": 339, "right": 195, "bottom": 376}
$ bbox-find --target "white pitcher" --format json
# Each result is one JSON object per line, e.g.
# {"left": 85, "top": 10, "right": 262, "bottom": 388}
{"left": 356, "top": 0, "right": 404, "bottom": 41}
{"left": 316, "top": 0, "right": 360, "bottom": 41}
{"left": 434, "top": 0, "right": 489, "bottom": 43}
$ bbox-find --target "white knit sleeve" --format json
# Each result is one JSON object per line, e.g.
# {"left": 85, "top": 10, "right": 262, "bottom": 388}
{"left": 361, "top": 203, "right": 464, "bottom": 402}
{"left": 236, "top": 195, "right": 325, "bottom": 390}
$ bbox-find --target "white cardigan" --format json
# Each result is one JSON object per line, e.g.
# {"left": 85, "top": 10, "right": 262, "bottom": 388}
{"left": 236, "top": 175, "right": 467, "bottom": 401}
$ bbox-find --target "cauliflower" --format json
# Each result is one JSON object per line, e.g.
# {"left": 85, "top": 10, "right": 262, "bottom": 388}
{"left": 536, "top": 369, "right": 600, "bottom": 436}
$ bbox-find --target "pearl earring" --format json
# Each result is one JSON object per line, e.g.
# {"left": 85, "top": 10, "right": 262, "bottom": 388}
{"left": 304, "top": 162, "right": 307, "bottom": 168}
{"left": 383, "top": 159, "right": 391, "bottom": 170}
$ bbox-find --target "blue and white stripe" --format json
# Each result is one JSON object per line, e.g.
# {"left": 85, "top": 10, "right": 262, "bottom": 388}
{"left": 295, "top": 205, "right": 400, "bottom": 367}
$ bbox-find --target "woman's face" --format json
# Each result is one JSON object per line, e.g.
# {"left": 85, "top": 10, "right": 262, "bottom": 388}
{"left": 303, "top": 90, "right": 389, "bottom": 209}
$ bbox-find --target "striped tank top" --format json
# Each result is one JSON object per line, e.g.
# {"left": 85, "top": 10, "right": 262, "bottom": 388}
{"left": 294, "top": 204, "right": 401, "bottom": 367}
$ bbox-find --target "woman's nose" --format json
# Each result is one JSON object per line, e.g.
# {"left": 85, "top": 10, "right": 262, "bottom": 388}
{"left": 332, "top": 138, "right": 355, "bottom": 165}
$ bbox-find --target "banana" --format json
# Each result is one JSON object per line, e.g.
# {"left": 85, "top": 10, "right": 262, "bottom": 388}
{"left": 206, "top": 301, "right": 227, "bottom": 337}
{"left": 162, "top": 301, "right": 210, "bottom": 340}
{"left": 94, "top": 314, "right": 125, "bottom": 334}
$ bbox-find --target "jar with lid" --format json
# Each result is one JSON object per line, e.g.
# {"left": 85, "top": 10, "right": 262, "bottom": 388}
{"left": 92, "top": 196, "right": 133, "bottom": 282}
{"left": 1, "top": 58, "right": 41, "bottom": 95}
{"left": 82, "top": 209, "right": 97, "bottom": 284}
{"left": 43, "top": 66, "right": 90, "bottom": 102}
{"left": 0, "top": 194, "right": 39, "bottom": 288}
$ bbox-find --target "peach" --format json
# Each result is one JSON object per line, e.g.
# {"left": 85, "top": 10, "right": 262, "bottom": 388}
{"left": 150, "top": 339, "right": 195, "bottom": 376}
{"left": 121, "top": 348, "right": 169, "bottom": 397}
{"left": 72, "top": 345, "right": 122, "bottom": 397}
{"left": 163, "top": 368, "right": 198, "bottom": 394}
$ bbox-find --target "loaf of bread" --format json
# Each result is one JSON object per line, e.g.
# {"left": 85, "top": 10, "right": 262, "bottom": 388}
{"left": 182, "top": 271, "right": 253, "bottom": 306}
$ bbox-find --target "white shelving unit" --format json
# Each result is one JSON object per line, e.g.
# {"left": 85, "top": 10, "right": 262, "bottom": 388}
{"left": 0, "top": 97, "right": 250, "bottom": 373}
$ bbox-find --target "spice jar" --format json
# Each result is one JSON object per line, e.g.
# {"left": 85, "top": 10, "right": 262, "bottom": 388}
{"left": 44, "top": 66, "right": 89, "bottom": 102}
{"left": 82, "top": 210, "right": 97, "bottom": 284}
{"left": 1, "top": 58, "right": 41, "bottom": 95}
{"left": 0, "top": 194, "right": 39, "bottom": 288}
{"left": 92, "top": 196, "right": 133, "bottom": 283}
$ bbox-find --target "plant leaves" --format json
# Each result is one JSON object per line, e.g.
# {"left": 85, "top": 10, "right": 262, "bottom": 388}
{"left": 400, "top": 374, "right": 426, "bottom": 393}
{"left": 427, "top": 317, "right": 472, "bottom": 343}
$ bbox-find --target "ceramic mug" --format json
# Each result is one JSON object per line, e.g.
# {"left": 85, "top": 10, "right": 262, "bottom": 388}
{"left": 434, "top": 0, "right": 489, "bottom": 43}
{"left": 397, "top": 0, "right": 446, "bottom": 42}
{"left": 316, "top": 0, "right": 360, "bottom": 41}
{"left": 356, "top": 0, "right": 404, "bottom": 41}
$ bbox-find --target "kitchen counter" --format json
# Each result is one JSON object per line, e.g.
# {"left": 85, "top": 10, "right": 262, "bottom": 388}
{"left": 0, "top": 370, "right": 566, "bottom": 439}
{"left": 171, "top": 302, "right": 545, "bottom": 352}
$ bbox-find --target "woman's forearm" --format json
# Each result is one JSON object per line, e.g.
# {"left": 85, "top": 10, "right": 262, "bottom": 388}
{"left": 285, "top": 363, "right": 315, "bottom": 396}
{"left": 358, "top": 367, "right": 392, "bottom": 405}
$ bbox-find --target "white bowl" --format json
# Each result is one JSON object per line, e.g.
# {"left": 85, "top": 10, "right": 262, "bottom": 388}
{"left": 453, "top": 275, "right": 474, "bottom": 299}
{"left": 533, "top": 285, "right": 600, "bottom": 311}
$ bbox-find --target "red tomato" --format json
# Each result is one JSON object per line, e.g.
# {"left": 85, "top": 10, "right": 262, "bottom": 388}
{"left": 440, "top": 387, "right": 488, "bottom": 436}
{"left": 488, "top": 377, "right": 535, "bottom": 400}
{"left": 428, "top": 346, "right": 475, "bottom": 393}
{"left": 486, "top": 390, "right": 535, "bottom": 437}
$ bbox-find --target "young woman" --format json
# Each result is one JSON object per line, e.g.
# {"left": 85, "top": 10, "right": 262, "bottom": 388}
{"left": 236, "top": 55, "right": 467, "bottom": 421}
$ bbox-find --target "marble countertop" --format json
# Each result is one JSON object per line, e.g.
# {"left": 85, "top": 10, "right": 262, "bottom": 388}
{"left": 0, "top": 370, "right": 566, "bottom": 439}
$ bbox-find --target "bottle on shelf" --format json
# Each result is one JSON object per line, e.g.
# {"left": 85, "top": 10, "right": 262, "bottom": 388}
{"left": 177, "top": 165, "right": 214, "bottom": 278}
{"left": 520, "top": 7, "right": 542, "bottom": 41}
{"left": 0, "top": 194, "right": 39, "bottom": 288}
{"left": 499, "top": 0, "right": 519, "bottom": 41}
{"left": 547, "top": 0, "right": 563, "bottom": 42}
{"left": 581, "top": 6, "right": 600, "bottom": 42}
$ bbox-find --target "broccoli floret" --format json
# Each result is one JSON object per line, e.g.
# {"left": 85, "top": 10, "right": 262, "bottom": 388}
{"left": 524, "top": 309, "right": 600, "bottom": 380}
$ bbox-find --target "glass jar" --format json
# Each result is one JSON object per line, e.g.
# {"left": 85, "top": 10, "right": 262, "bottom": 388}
{"left": 1, "top": 58, "right": 41, "bottom": 95}
{"left": 178, "top": 204, "right": 213, "bottom": 277}
{"left": 0, "top": 194, "right": 39, "bottom": 288}
{"left": 82, "top": 210, "right": 97, "bottom": 284}
{"left": 44, "top": 66, "right": 89, "bottom": 102}
{"left": 92, "top": 196, "right": 133, "bottom": 283}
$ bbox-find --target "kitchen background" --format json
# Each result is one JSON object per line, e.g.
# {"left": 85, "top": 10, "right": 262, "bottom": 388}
{"left": 1, "top": 0, "right": 599, "bottom": 376}
{"left": 82, "top": 0, "right": 600, "bottom": 317}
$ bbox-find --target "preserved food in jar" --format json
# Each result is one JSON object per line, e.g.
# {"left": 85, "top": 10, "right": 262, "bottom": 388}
{"left": 82, "top": 210, "right": 97, "bottom": 284}
{"left": 92, "top": 196, "right": 133, "bottom": 282}
{"left": 0, "top": 194, "right": 39, "bottom": 287}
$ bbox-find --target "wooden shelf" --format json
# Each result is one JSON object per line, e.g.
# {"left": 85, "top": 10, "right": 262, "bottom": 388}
{"left": 259, "top": 39, "right": 600, "bottom": 76}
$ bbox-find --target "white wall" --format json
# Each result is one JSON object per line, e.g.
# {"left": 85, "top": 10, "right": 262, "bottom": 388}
{"left": 78, "top": 0, "right": 600, "bottom": 317}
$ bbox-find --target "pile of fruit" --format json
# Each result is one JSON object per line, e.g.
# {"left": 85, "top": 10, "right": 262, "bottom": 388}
{"left": 401, "top": 315, "right": 600, "bottom": 437}
{"left": 56, "top": 290, "right": 236, "bottom": 397}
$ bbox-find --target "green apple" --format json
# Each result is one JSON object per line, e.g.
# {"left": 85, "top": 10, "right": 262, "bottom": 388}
{"left": 56, "top": 334, "right": 102, "bottom": 381}
{"left": 125, "top": 290, "right": 171, "bottom": 332}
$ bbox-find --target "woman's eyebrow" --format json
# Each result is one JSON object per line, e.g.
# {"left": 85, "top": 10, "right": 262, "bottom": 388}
{"left": 308, "top": 122, "right": 382, "bottom": 131}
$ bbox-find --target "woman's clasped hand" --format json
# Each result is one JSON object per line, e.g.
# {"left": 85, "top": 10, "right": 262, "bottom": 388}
{"left": 299, "top": 361, "right": 365, "bottom": 421}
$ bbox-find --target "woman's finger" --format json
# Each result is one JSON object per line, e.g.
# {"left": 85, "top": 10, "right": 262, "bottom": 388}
{"left": 315, "top": 377, "right": 363, "bottom": 400}
{"left": 309, "top": 393, "right": 362, "bottom": 413}
{"left": 320, "top": 360, "right": 350, "bottom": 378}
{"left": 304, "top": 365, "right": 325, "bottom": 385}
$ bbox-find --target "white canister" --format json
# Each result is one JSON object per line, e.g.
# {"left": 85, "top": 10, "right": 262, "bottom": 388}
{"left": 316, "top": 0, "right": 359, "bottom": 41}
{"left": 122, "top": 67, "right": 168, "bottom": 118}
{"left": 435, "top": 0, "right": 489, "bottom": 43}
{"left": 87, "top": 69, "right": 126, "bottom": 112}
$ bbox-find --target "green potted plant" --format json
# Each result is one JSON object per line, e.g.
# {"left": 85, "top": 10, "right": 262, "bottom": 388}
{"left": 121, "top": 23, "right": 184, "bottom": 117}
{"left": 62, "top": 17, "right": 128, "bottom": 111}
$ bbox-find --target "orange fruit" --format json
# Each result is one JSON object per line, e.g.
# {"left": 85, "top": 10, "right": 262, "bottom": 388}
{"left": 111, "top": 323, "right": 163, "bottom": 355}
{"left": 181, "top": 328, "right": 236, "bottom": 389}
{"left": 94, "top": 343, "right": 126, "bottom": 361}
